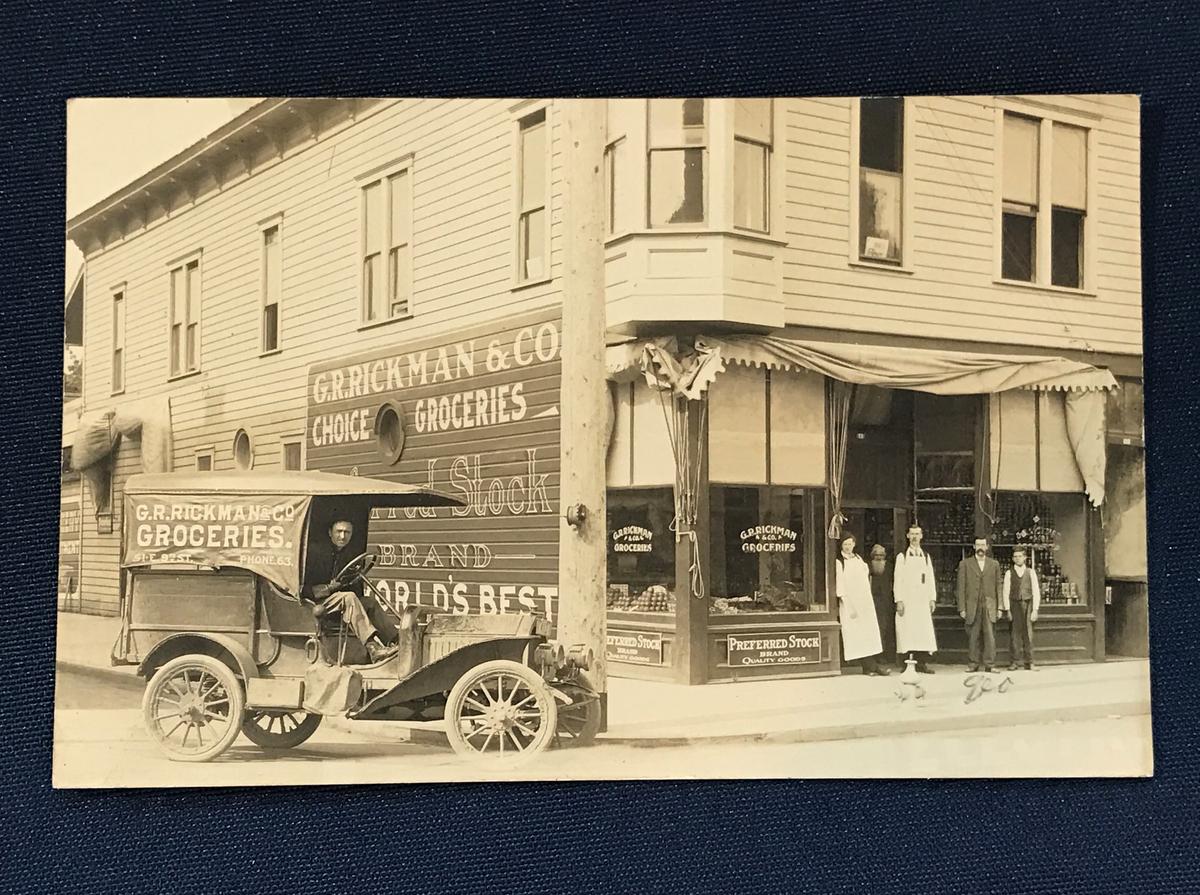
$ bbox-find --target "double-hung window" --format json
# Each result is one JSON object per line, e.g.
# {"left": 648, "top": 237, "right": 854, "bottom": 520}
{"left": 168, "top": 256, "right": 201, "bottom": 377}
{"left": 516, "top": 109, "right": 548, "bottom": 283}
{"left": 1001, "top": 110, "right": 1089, "bottom": 289}
{"left": 648, "top": 99, "right": 707, "bottom": 227}
{"left": 733, "top": 99, "right": 772, "bottom": 232}
{"left": 361, "top": 164, "right": 412, "bottom": 323}
{"left": 1002, "top": 113, "right": 1040, "bottom": 282}
{"left": 111, "top": 286, "right": 125, "bottom": 393}
{"left": 261, "top": 221, "right": 282, "bottom": 352}
{"left": 857, "top": 97, "right": 905, "bottom": 263}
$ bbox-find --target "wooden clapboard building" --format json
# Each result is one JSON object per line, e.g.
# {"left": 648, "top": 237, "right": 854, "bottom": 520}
{"left": 65, "top": 96, "right": 1146, "bottom": 685}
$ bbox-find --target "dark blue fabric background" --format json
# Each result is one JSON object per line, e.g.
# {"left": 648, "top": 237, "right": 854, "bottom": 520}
{"left": 4, "top": 2, "right": 1198, "bottom": 891}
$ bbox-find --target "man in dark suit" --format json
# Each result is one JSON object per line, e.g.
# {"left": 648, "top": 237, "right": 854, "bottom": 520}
{"left": 956, "top": 536, "right": 1003, "bottom": 672}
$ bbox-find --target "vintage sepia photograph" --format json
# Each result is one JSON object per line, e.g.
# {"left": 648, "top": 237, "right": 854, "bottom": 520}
{"left": 54, "top": 95, "right": 1151, "bottom": 787}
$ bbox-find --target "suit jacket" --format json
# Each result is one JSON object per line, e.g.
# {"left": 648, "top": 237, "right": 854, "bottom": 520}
{"left": 956, "top": 555, "right": 1002, "bottom": 624}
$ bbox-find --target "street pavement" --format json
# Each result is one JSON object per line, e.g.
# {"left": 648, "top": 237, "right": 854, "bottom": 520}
{"left": 53, "top": 663, "right": 1153, "bottom": 787}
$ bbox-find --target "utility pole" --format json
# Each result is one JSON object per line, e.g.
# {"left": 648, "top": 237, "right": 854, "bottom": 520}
{"left": 557, "top": 98, "right": 609, "bottom": 724}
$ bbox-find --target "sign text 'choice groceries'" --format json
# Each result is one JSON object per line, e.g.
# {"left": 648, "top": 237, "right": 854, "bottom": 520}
{"left": 310, "top": 323, "right": 559, "bottom": 446}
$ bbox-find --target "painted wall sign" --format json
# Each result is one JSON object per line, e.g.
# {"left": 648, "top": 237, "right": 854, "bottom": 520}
{"left": 606, "top": 630, "right": 664, "bottom": 666}
{"left": 739, "top": 524, "right": 798, "bottom": 554}
{"left": 612, "top": 525, "right": 653, "bottom": 553}
{"left": 727, "top": 631, "right": 822, "bottom": 666}
{"left": 306, "top": 307, "right": 561, "bottom": 620}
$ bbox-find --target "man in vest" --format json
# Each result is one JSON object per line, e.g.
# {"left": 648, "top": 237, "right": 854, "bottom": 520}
{"left": 956, "top": 536, "right": 1003, "bottom": 672}
{"left": 894, "top": 523, "right": 938, "bottom": 673}
{"left": 1000, "top": 546, "right": 1041, "bottom": 671}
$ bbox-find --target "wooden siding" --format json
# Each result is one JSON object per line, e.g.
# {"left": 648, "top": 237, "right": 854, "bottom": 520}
{"left": 72, "top": 95, "right": 1142, "bottom": 612}
{"left": 781, "top": 95, "right": 1142, "bottom": 356}
{"left": 77, "top": 98, "right": 567, "bottom": 612}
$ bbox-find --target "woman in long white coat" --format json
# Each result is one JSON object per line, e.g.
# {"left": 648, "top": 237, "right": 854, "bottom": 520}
{"left": 893, "top": 523, "right": 939, "bottom": 672}
{"left": 835, "top": 534, "right": 887, "bottom": 675}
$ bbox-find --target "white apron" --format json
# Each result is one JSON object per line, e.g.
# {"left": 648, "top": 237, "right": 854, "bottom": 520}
{"left": 893, "top": 549, "right": 939, "bottom": 654}
{"left": 835, "top": 554, "right": 883, "bottom": 661}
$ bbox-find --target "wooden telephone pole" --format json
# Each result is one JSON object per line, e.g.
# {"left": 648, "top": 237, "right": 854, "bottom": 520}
{"left": 557, "top": 98, "right": 609, "bottom": 722}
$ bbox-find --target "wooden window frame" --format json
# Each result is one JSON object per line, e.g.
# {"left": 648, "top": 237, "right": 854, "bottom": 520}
{"left": 166, "top": 251, "right": 203, "bottom": 380}
{"left": 281, "top": 438, "right": 305, "bottom": 471}
{"left": 259, "top": 213, "right": 284, "bottom": 355}
{"left": 848, "top": 96, "right": 916, "bottom": 273}
{"left": 194, "top": 448, "right": 215, "bottom": 472}
{"left": 731, "top": 99, "right": 774, "bottom": 235}
{"left": 993, "top": 100, "right": 1098, "bottom": 295}
{"left": 646, "top": 98, "right": 710, "bottom": 230}
{"left": 357, "top": 156, "right": 415, "bottom": 328}
{"left": 511, "top": 102, "right": 552, "bottom": 288}
{"left": 110, "top": 282, "right": 126, "bottom": 395}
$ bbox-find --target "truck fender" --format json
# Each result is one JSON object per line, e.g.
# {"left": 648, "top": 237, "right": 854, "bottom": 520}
{"left": 138, "top": 633, "right": 260, "bottom": 682}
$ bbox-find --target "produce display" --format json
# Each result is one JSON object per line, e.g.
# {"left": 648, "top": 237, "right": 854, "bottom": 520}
{"left": 607, "top": 584, "right": 676, "bottom": 613}
{"left": 709, "top": 584, "right": 816, "bottom": 614}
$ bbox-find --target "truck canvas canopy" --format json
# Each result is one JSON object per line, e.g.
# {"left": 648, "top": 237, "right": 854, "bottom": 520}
{"left": 122, "top": 471, "right": 462, "bottom": 595}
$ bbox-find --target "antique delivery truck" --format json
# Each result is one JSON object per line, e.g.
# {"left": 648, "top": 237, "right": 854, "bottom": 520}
{"left": 111, "top": 471, "right": 599, "bottom": 763}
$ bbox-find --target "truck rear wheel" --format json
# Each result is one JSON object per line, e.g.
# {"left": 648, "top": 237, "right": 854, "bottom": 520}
{"left": 142, "top": 654, "right": 245, "bottom": 762}
{"left": 241, "top": 711, "right": 322, "bottom": 750}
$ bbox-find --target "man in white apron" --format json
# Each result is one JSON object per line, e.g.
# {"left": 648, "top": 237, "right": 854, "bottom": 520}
{"left": 893, "top": 522, "right": 938, "bottom": 673}
{"left": 835, "top": 534, "right": 888, "bottom": 675}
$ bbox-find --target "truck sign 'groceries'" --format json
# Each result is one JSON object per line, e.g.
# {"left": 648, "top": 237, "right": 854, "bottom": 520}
{"left": 122, "top": 493, "right": 311, "bottom": 594}
{"left": 306, "top": 307, "right": 561, "bottom": 620}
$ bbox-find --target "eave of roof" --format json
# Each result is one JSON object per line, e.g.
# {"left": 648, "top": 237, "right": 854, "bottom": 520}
{"left": 65, "top": 98, "right": 289, "bottom": 238}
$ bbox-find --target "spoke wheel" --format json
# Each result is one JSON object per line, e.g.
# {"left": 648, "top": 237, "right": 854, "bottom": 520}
{"left": 142, "top": 655, "right": 245, "bottom": 763}
{"left": 445, "top": 660, "right": 558, "bottom": 764}
{"left": 553, "top": 686, "right": 601, "bottom": 748}
{"left": 241, "top": 710, "right": 322, "bottom": 750}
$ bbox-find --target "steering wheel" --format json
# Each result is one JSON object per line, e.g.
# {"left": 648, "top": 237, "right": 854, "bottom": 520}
{"left": 335, "top": 551, "right": 377, "bottom": 585}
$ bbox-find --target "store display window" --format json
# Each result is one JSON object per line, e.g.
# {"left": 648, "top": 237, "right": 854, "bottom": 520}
{"left": 606, "top": 488, "right": 677, "bottom": 614}
{"left": 991, "top": 491, "right": 1090, "bottom": 606}
{"left": 709, "top": 485, "right": 823, "bottom": 614}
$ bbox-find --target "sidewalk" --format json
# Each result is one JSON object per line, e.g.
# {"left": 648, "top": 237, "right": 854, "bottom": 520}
{"left": 54, "top": 611, "right": 1152, "bottom": 746}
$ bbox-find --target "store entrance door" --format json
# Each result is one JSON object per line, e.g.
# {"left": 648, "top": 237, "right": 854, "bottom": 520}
{"left": 842, "top": 506, "right": 908, "bottom": 557}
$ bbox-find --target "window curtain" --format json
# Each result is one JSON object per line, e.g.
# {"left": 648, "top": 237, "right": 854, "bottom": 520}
{"left": 826, "top": 379, "right": 855, "bottom": 539}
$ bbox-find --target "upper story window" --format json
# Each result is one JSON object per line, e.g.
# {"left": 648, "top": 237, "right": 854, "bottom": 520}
{"left": 168, "top": 256, "right": 201, "bottom": 377}
{"left": 733, "top": 99, "right": 772, "bottom": 232}
{"left": 361, "top": 163, "right": 412, "bottom": 323}
{"left": 282, "top": 440, "right": 303, "bottom": 471}
{"left": 111, "top": 286, "right": 125, "bottom": 394}
{"left": 516, "top": 109, "right": 548, "bottom": 283}
{"left": 1001, "top": 110, "right": 1089, "bottom": 289}
{"left": 857, "top": 97, "right": 905, "bottom": 263}
{"left": 261, "top": 221, "right": 282, "bottom": 352}
{"left": 648, "top": 99, "right": 706, "bottom": 227}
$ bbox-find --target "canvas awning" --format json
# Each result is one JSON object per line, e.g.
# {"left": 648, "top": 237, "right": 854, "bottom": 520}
{"left": 71, "top": 396, "right": 174, "bottom": 514}
{"left": 607, "top": 335, "right": 1117, "bottom": 396}
{"left": 606, "top": 334, "right": 1115, "bottom": 506}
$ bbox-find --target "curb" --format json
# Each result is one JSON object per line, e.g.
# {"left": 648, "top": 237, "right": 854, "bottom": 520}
{"left": 323, "top": 698, "right": 1150, "bottom": 750}
{"left": 56, "top": 661, "right": 144, "bottom": 691}
{"left": 598, "top": 699, "right": 1151, "bottom": 748}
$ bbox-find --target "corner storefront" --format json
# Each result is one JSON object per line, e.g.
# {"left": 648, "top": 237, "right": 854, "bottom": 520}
{"left": 605, "top": 333, "right": 1128, "bottom": 685}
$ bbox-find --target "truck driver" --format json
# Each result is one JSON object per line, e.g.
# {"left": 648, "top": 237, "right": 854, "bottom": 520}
{"left": 302, "top": 519, "right": 398, "bottom": 662}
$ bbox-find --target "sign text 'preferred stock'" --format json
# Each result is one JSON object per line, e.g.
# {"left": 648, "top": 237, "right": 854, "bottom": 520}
{"left": 726, "top": 632, "right": 822, "bottom": 667}
{"left": 606, "top": 630, "right": 664, "bottom": 666}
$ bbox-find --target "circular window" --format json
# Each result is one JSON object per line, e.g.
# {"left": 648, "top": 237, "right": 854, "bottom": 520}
{"left": 233, "top": 429, "right": 254, "bottom": 470}
{"left": 375, "top": 403, "right": 406, "bottom": 465}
